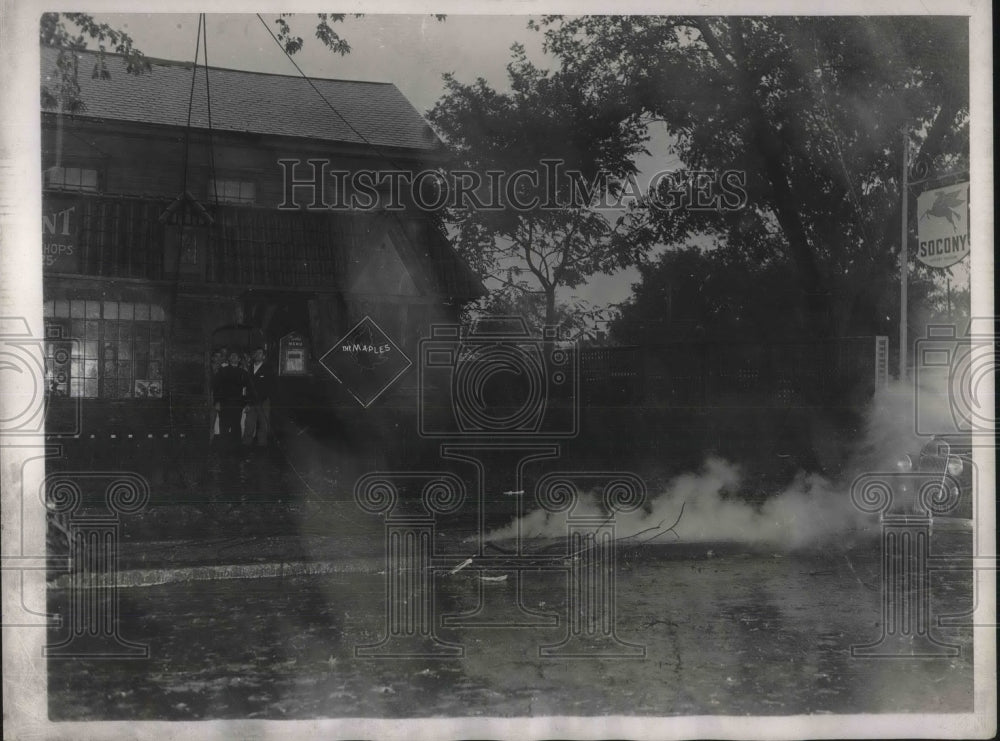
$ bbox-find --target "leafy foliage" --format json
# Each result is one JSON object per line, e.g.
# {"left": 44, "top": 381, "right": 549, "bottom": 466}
{"left": 611, "top": 245, "right": 951, "bottom": 347}
{"left": 461, "top": 283, "right": 614, "bottom": 342}
{"left": 40, "top": 12, "right": 150, "bottom": 111}
{"left": 39, "top": 13, "right": 387, "bottom": 111}
{"left": 532, "top": 16, "right": 970, "bottom": 337}
{"left": 272, "top": 13, "right": 357, "bottom": 56}
{"left": 427, "top": 43, "right": 657, "bottom": 328}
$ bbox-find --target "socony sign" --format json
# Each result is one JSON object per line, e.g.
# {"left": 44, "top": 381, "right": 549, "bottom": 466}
{"left": 916, "top": 183, "right": 970, "bottom": 269}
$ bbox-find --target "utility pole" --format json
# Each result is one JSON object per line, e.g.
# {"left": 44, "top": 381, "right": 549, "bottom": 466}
{"left": 899, "top": 131, "right": 909, "bottom": 381}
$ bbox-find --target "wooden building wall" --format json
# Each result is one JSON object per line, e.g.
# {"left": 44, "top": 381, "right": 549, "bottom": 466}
{"left": 41, "top": 116, "right": 477, "bottom": 434}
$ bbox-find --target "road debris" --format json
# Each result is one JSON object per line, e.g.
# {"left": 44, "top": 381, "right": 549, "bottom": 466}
{"left": 449, "top": 557, "right": 473, "bottom": 575}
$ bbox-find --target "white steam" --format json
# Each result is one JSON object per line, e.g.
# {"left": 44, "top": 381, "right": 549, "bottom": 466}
{"left": 489, "top": 377, "right": 958, "bottom": 551}
{"left": 489, "top": 457, "right": 871, "bottom": 550}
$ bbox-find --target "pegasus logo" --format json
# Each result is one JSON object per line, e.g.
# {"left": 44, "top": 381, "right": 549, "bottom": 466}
{"left": 919, "top": 188, "right": 966, "bottom": 232}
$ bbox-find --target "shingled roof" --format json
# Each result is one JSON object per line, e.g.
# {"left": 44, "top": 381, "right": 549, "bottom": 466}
{"left": 40, "top": 45, "right": 441, "bottom": 152}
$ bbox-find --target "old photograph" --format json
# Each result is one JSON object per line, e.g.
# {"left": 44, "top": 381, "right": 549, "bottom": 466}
{"left": 1, "top": 3, "right": 995, "bottom": 739}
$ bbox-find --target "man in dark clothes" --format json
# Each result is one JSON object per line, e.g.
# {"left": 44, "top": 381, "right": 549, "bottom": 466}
{"left": 212, "top": 350, "right": 248, "bottom": 446}
{"left": 243, "top": 346, "right": 275, "bottom": 447}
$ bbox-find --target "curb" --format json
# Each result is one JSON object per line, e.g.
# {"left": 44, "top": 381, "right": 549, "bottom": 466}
{"left": 48, "top": 521, "right": 972, "bottom": 590}
{"left": 48, "top": 556, "right": 387, "bottom": 590}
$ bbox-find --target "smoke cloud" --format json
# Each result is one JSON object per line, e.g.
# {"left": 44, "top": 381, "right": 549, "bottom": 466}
{"left": 489, "top": 378, "right": 957, "bottom": 551}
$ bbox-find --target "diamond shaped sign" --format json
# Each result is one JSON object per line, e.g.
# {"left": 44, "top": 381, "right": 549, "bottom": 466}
{"left": 319, "top": 316, "right": 412, "bottom": 408}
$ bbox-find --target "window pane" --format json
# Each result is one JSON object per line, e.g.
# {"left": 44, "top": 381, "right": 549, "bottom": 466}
{"left": 150, "top": 304, "right": 165, "bottom": 322}
{"left": 66, "top": 168, "right": 82, "bottom": 187}
{"left": 70, "top": 300, "right": 85, "bottom": 318}
{"left": 117, "top": 378, "right": 131, "bottom": 398}
{"left": 119, "top": 302, "right": 133, "bottom": 320}
{"left": 84, "top": 359, "right": 98, "bottom": 378}
{"left": 70, "top": 319, "right": 84, "bottom": 341}
{"left": 81, "top": 169, "right": 97, "bottom": 190}
{"left": 135, "top": 303, "right": 150, "bottom": 321}
{"left": 70, "top": 379, "right": 83, "bottom": 398}
{"left": 85, "top": 301, "right": 101, "bottom": 319}
{"left": 84, "top": 340, "right": 98, "bottom": 359}
{"left": 103, "top": 301, "right": 118, "bottom": 320}
{"left": 54, "top": 299, "right": 69, "bottom": 317}
{"left": 242, "top": 182, "right": 255, "bottom": 201}
{"left": 84, "top": 379, "right": 98, "bottom": 398}
{"left": 85, "top": 320, "right": 99, "bottom": 339}
{"left": 43, "top": 301, "right": 53, "bottom": 317}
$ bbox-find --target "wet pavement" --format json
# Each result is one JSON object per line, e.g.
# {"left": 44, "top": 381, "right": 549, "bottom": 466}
{"left": 47, "top": 538, "right": 975, "bottom": 719}
{"left": 43, "top": 421, "right": 980, "bottom": 720}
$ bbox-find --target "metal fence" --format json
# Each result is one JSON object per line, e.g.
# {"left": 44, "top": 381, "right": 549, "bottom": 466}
{"left": 579, "top": 336, "right": 889, "bottom": 407}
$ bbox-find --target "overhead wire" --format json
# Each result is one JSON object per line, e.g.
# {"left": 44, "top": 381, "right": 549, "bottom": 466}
{"left": 202, "top": 16, "right": 219, "bottom": 206}
{"left": 254, "top": 13, "right": 414, "bottom": 174}
{"left": 253, "top": 13, "right": 464, "bottom": 324}
{"left": 165, "top": 12, "right": 204, "bottom": 434}
{"left": 179, "top": 13, "right": 203, "bottom": 199}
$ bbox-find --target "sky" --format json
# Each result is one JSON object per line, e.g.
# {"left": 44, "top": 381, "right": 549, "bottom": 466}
{"left": 101, "top": 14, "right": 548, "bottom": 114}
{"left": 89, "top": 13, "right": 669, "bottom": 310}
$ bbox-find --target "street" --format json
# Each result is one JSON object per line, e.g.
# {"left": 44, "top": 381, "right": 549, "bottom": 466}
{"left": 48, "top": 536, "right": 974, "bottom": 719}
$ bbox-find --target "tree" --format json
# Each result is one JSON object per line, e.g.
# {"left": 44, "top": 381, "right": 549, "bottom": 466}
{"left": 427, "top": 45, "right": 657, "bottom": 328}
{"left": 612, "top": 245, "right": 946, "bottom": 351}
{"left": 533, "top": 16, "right": 970, "bottom": 339}
{"left": 463, "top": 283, "right": 613, "bottom": 343}
{"left": 40, "top": 13, "right": 151, "bottom": 111}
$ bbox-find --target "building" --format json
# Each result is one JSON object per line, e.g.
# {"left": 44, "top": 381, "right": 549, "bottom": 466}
{"left": 40, "top": 45, "right": 484, "bottom": 438}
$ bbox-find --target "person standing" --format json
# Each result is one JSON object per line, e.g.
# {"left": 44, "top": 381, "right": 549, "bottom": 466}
{"left": 212, "top": 350, "right": 248, "bottom": 447}
{"left": 243, "top": 346, "right": 274, "bottom": 447}
{"left": 209, "top": 347, "right": 226, "bottom": 441}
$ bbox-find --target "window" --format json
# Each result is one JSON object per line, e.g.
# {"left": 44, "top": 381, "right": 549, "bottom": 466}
{"left": 209, "top": 178, "right": 256, "bottom": 205}
{"left": 44, "top": 299, "right": 166, "bottom": 399}
{"left": 45, "top": 166, "right": 99, "bottom": 192}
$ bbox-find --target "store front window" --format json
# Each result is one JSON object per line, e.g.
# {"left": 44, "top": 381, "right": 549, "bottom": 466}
{"left": 44, "top": 166, "right": 99, "bottom": 192}
{"left": 43, "top": 299, "right": 166, "bottom": 399}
